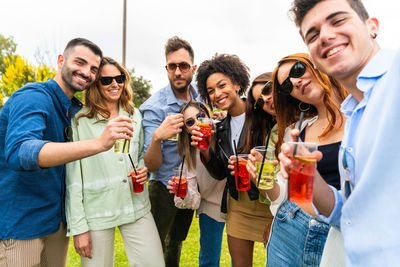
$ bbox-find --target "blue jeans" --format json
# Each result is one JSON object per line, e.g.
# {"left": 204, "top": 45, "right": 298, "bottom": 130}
{"left": 199, "top": 213, "right": 225, "bottom": 267}
{"left": 267, "top": 200, "right": 329, "bottom": 267}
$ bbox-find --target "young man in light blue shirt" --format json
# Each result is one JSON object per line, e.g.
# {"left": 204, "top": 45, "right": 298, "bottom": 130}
{"left": 139, "top": 36, "right": 199, "bottom": 267}
{"left": 278, "top": 0, "right": 400, "bottom": 266}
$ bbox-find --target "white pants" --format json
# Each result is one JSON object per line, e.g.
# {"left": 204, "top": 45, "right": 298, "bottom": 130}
{"left": 320, "top": 226, "right": 346, "bottom": 267}
{"left": 81, "top": 212, "right": 165, "bottom": 267}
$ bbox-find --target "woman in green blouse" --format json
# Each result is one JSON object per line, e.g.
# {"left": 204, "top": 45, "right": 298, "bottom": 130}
{"left": 65, "top": 57, "right": 164, "bottom": 267}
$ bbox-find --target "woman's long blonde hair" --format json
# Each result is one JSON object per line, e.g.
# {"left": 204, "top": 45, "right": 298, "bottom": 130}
{"left": 177, "top": 101, "right": 214, "bottom": 172}
{"left": 78, "top": 57, "right": 134, "bottom": 122}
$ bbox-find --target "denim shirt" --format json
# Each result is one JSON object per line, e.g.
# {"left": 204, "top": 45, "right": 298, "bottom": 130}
{"left": 139, "top": 83, "right": 199, "bottom": 185}
{"left": 0, "top": 79, "right": 82, "bottom": 239}
{"left": 316, "top": 49, "right": 400, "bottom": 266}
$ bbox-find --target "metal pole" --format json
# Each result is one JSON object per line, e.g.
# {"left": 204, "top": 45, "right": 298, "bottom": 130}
{"left": 122, "top": 0, "right": 127, "bottom": 67}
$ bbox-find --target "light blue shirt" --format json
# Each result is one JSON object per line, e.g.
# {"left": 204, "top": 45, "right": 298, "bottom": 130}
{"left": 139, "top": 83, "right": 200, "bottom": 185}
{"left": 316, "top": 49, "right": 400, "bottom": 266}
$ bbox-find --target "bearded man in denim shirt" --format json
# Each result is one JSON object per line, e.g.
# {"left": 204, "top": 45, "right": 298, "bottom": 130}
{"left": 0, "top": 38, "right": 134, "bottom": 267}
{"left": 140, "top": 36, "right": 199, "bottom": 267}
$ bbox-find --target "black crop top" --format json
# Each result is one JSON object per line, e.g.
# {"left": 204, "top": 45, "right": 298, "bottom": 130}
{"left": 300, "top": 129, "right": 341, "bottom": 190}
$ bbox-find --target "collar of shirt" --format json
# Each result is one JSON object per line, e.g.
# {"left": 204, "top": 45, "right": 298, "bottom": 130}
{"left": 165, "top": 83, "right": 199, "bottom": 106}
{"left": 47, "top": 78, "right": 83, "bottom": 119}
{"left": 91, "top": 106, "right": 131, "bottom": 124}
{"left": 341, "top": 49, "right": 395, "bottom": 117}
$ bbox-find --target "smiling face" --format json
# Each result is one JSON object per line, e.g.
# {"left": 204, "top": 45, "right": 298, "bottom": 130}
{"left": 206, "top": 72, "right": 241, "bottom": 111}
{"left": 59, "top": 45, "right": 101, "bottom": 94}
{"left": 277, "top": 61, "right": 325, "bottom": 105}
{"left": 183, "top": 105, "right": 209, "bottom": 134}
{"left": 98, "top": 64, "right": 124, "bottom": 105}
{"left": 252, "top": 83, "right": 275, "bottom": 116}
{"left": 300, "top": 0, "right": 379, "bottom": 83}
{"left": 166, "top": 48, "right": 196, "bottom": 93}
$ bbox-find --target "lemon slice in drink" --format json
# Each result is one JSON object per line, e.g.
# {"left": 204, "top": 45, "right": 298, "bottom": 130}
{"left": 294, "top": 156, "right": 317, "bottom": 163}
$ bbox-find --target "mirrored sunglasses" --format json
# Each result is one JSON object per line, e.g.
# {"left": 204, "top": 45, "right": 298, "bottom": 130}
{"left": 99, "top": 74, "right": 126, "bottom": 86}
{"left": 185, "top": 113, "right": 206, "bottom": 127}
{"left": 165, "top": 62, "right": 192, "bottom": 73}
{"left": 278, "top": 61, "right": 306, "bottom": 95}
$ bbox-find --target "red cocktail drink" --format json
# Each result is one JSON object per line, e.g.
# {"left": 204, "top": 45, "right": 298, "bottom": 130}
{"left": 234, "top": 160, "right": 250, "bottom": 191}
{"left": 172, "top": 176, "right": 187, "bottom": 197}
{"left": 130, "top": 174, "right": 144, "bottom": 193}
{"left": 197, "top": 122, "right": 212, "bottom": 149}
{"left": 289, "top": 156, "right": 316, "bottom": 203}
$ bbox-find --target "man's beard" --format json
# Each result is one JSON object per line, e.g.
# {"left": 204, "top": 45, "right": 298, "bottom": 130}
{"left": 170, "top": 76, "right": 192, "bottom": 93}
{"left": 61, "top": 64, "right": 91, "bottom": 94}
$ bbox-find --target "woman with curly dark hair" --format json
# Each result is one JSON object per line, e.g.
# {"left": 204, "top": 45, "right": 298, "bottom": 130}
{"left": 192, "top": 54, "right": 273, "bottom": 267}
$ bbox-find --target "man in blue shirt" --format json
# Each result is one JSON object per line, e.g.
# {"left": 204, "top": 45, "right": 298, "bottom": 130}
{"left": 278, "top": 0, "right": 400, "bottom": 266}
{"left": 139, "top": 36, "right": 199, "bottom": 267}
{"left": 0, "top": 38, "right": 133, "bottom": 266}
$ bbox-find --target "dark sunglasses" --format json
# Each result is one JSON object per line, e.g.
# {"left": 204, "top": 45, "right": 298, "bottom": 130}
{"left": 185, "top": 113, "right": 206, "bottom": 127}
{"left": 278, "top": 61, "right": 306, "bottom": 95}
{"left": 65, "top": 126, "right": 72, "bottom": 142}
{"left": 253, "top": 81, "right": 272, "bottom": 109}
{"left": 99, "top": 74, "right": 126, "bottom": 86}
{"left": 165, "top": 62, "right": 192, "bottom": 73}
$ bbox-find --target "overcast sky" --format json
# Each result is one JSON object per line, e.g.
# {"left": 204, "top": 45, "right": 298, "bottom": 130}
{"left": 2, "top": 0, "right": 399, "bottom": 94}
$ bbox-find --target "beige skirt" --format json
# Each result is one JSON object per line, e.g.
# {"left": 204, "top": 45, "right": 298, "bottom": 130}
{"left": 226, "top": 191, "right": 273, "bottom": 243}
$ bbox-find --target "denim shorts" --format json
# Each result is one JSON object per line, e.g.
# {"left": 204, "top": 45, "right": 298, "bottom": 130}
{"left": 267, "top": 200, "right": 329, "bottom": 267}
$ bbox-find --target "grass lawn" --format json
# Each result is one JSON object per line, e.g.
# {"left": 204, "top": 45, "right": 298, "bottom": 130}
{"left": 67, "top": 216, "right": 266, "bottom": 266}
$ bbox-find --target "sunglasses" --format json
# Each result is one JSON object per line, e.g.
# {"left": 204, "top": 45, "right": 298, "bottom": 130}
{"left": 185, "top": 113, "right": 206, "bottom": 127}
{"left": 165, "top": 62, "right": 192, "bottom": 73}
{"left": 278, "top": 61, "right": 306, "bottom": 95}
{"left": 99, "top": 74, "right": 126, "bottom": 86}
{"left": 253, "top": 81, "right": 272, "bottom": 109}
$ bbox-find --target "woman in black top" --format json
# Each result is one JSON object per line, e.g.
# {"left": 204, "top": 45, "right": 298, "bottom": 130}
{"left": 192, "top": 54, "right": 274, "bottom": 267}
{"left": 262, "top": 53, "right": 347, "bottom": 267}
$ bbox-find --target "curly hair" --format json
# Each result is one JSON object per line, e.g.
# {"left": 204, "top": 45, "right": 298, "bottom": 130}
{"left": 290, "top": 0, "right": 369, "bottom": 30}
{"left": 196, "top": 54, "right": 250, "bottom": 109}
{"left": 240, "top": 72, "right": 275, "bottom": 153}
{"left": 272, "top": 53, "right": 348, "bottom": 157}
{"left": 77, "top": 57, "right": 134, "bottom": 122}
{"left": 177, "top": 101, "right": 213, "bottom": 171}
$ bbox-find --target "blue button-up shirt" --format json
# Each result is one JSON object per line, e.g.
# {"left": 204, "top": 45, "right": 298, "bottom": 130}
{"left": 0, "top": 79, "right": 82, "bottom": 239}
{"left": 139, "top": 83, "right": 199, "bottom": 185}
{"left": 317, "top": 49, "right": 400, "bottom": 266}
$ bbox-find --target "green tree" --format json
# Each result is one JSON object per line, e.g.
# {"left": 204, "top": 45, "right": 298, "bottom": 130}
{"left": 0, "top": 55, "right": 56, "bottom": 99}
{"left": 129, "top": 68, "right": 152, "bottom": 107}
{"left": 0, "top": 34, "right": 17, "bottom": 75}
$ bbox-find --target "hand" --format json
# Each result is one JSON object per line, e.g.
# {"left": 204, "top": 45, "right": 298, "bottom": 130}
{"left": 97, "top": 116, "right": 133, "bottom": 152}
{"left": 227, "top": 156, "right": 237, "bottom": 176}
{"left": 247, "top": 149, "right": 261, "bottom": 184}
{"left": 190, "top": 126, "right": 204, "bottom": 148}
{"left": 74, "top": 232, "right": 92, "bottom": 259}
{"left": 154, "top": 113, "right": 184, "bottom": 141}
{"left": 211, "top": 111, "right": 227, "bottom": 121}
{"left": 129, "top": 166, "right": 148, "bottom": 185}
{"left": 167, "top": 179, "right": 175, "bottom": 194}
{"left": 278, "top": 129, "right": 322, "bottom": 179}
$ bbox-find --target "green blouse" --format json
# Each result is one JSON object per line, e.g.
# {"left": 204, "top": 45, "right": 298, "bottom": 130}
{"left": 65, "top": 106, "right": 149, "bottom": 236}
